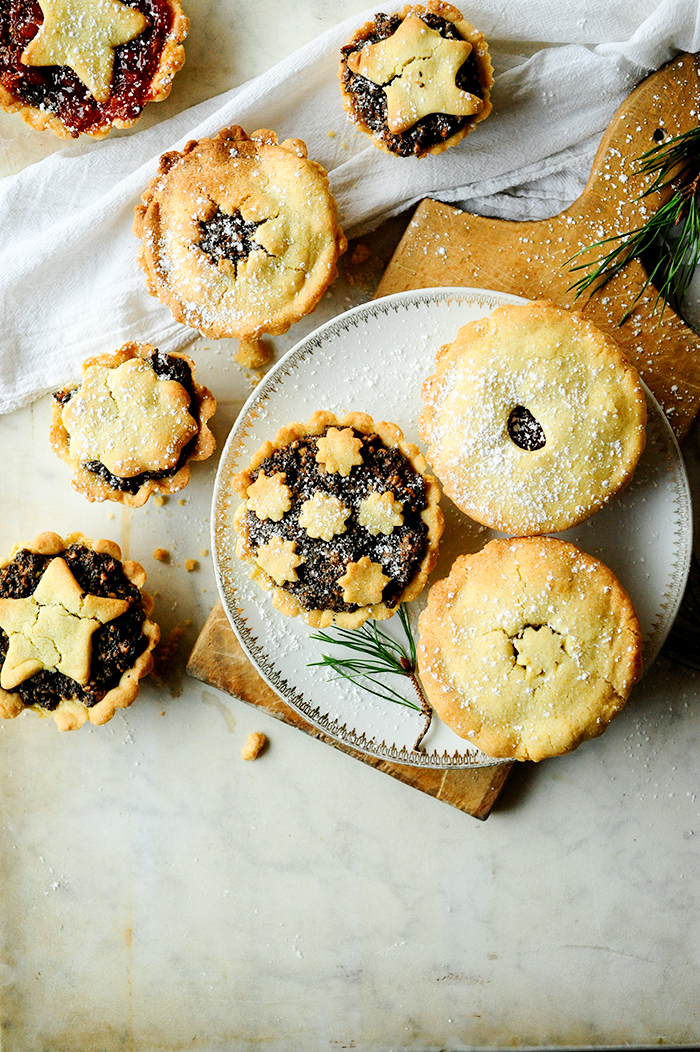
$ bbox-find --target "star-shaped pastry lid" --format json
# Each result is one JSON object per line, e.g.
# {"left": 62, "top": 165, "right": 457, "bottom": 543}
{"left": 0, "top": 557, "right": 130, "bottom": 691}
{"left": 346, "top": 11, "right": 481, "bottom": 134}
{"left": 21, "top": 0, "right": 149, "bottom": 103}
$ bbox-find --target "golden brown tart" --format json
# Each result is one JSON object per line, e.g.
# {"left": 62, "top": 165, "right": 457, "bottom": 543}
{"left": 0, "top": 531, "right": 159, "bottom": 730}
{"left": 339, "top": 2, "right": 493, "bottom": 158}
{"left": 51, "top": 341, "right": 216, "bottom": 508}
{"left": 0, "top": 0, "right": 188, "bottom": 138}
{"left": 231, "top": 411, "right": 444, "bottom": 628}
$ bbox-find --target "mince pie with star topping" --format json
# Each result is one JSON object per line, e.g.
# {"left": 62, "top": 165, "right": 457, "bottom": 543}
{"left": 339, "top": 2, "right": 493, "bottom": 158}
{"left": 0, "top": 531, "right": 159, "bottom": 730}
{"left": 50, "top": 341, "right": 216, "bottom": 508}
{"left": 0, "top": 0, "right": 188, "bottom": 138}
{"left": 133, "top": 126, "right": 347, "bottom": 364}
{"left": 231, "top": 411, "right": 444, "bottom": 628}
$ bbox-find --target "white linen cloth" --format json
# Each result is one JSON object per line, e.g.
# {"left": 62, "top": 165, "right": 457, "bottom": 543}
{"left": 1, "top": 0, "right": 699, "bottom": 414}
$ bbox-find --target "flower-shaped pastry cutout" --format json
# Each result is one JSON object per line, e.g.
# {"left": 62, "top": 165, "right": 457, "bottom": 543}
{"left": 246, "top": 472, "right": 293, "bottom": 522}
{"left": 338, "top": 557, "right": 390, "bottom": 606}
{"left": 255, "top": 537, "right": 304, "bottom": 585}
{"left": 298, "top": 492, "right": 351, "bottom": 541}
{"left": 315, "top": 428, "right": 364, "bottom": 476}
{"left": 358, "top": 491, "right": 405, "bottom": 536}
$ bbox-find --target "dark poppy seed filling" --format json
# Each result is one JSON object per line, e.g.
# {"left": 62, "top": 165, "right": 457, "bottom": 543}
{"left": 507, "top": 406, "right": 547, "bottom": 451}
{"left": 0, "top": 0, "right": 174, "bottom": 137}
{"left": 340, "top": 12, "right": 483, "bottom": 158}
{"left": 198, "top": 208, "right": 266, "bottom": 271}
{"left": 245, "top": 428, "right": 429, "bottom": 613}
{"left": 0, "top": 545, "right": 148, "bottom": 710}
{"left": 54, "top": 349, "right": 197, "bottom": 494}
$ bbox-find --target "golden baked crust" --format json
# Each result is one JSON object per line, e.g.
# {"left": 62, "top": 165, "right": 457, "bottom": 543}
{"left": 418, "top": 537, "right": 643, "bottom": 762}
{"left": 419, "top": 300, "right": 647, "bottom": 534}
{"left": 0, "top": 531, "right": 159, "bottom": 731}
{"left": 231, "top": 410, "right": 444, "bottom": 628}
{"left": 134, "top": 126, "right": 347, "bottom": 341}
{"left": 0, "top": 0, "right": 188, "bottom": 139}
{"left": 339, "top": 2, "right": 493, "bottom": 158}
{"left": 50, "top": 341, "right": 216, "bottom": 508}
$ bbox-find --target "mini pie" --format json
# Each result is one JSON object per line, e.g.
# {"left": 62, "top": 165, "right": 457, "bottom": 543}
{"left": 231, "top": 411, "right": 444, "bottom": 628}
{"left": 419, "top": 300, "right": 647, "bottom": 534}
{"left": 417, "top": 536, "right": 643, "bottom": 762}
{"left": 0, "top": 0, "right": 188, "bottom": 139}
{"left": 134, "top": 126, "right": 347, "bottom": 346}
{"left": 50, "top": 341, "right": 216, "bottom": 508}
{"left": 0, "top": 531, "right": 160, "bottom": 730}
{"left": 339, "top": 2, "right": 493, "bottom": 158}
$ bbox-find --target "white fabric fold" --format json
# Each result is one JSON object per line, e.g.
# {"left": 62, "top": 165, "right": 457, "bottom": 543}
{"left": 1, "top": 0, "right": 698, "bottom": 413}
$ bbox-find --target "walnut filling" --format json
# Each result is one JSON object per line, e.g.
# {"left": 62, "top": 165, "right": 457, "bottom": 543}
{"left": 54, "top": 349, "right": 197, "bottom": 494}
{"left": 340, "top": 12, "right": 483, "bottom": 158}
{"left": 0, "top": 546, "right": 148, "bottom": 710}
{"left": 244, "top": 428, "right": 429, "bottom": 612}
{"left": 0, "top": 0, "right": 175, "bottom": 137}
{"left": 507, "top": 406, "right": 546, "bottom": 451}
{"left": 198, "top": 208, "right": 266, "bottom": 271}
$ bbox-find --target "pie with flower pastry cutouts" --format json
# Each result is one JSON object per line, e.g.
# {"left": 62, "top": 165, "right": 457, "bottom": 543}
{"left": 0, "top": 532, "right": 159, "bottom": 731}
{"left": 0, "top": 0, "right": 188, "bottom": 138}
{"left": 231, "top": 411, "right": 443, "bottom": 628}
{"left": 51, "top": 341, "right": 216, "bottom": 508}
{"left": 339, "top": 1, "right": 493, "bottom": 158}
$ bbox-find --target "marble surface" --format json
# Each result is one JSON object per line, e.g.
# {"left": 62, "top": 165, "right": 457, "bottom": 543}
{"left": 1, "top": 2, "right": 700, "bottom": 1050}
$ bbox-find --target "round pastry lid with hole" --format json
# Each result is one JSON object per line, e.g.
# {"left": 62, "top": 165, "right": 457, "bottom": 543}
{"left": 212, "top": 288, "right": 692, "bottom": 769}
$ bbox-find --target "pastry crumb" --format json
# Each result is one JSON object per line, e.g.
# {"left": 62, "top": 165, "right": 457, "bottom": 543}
{"left": 184, "top": 559, "right": 198, "bottom": 572}
{"left": 154, "top": 495, "right": 166, "bottom": 507}
{"left": 241, "top": 731, "right": 267, "bottom": 761}
{"left": 327, "top": 129, "right": 336, "bottom": 138}
{"left": 200, "top": 548, "right": 209, "bottom": 557}
{"left": 350, "top": 242, "right": 372, "bottom": 266}
{"left": 178, "top": 498, "right": 186, "bottom": 506}
{"left": 152, "top": 548, "right": 170, "bottom": 562}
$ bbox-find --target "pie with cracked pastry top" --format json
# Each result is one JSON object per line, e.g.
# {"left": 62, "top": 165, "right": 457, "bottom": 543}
{"left": 339, "top": 1, "right": 493, "bottom": 158}
{"left": 417, "top": 536, "right": 643, "bottom": 762}
{"left": 50, "top": 341, "right": 216, "bottom": 508}
{"left": 231, "top": 411, "right": 444, "bottom": 628}
{"left": 133, "top": 126, "right": 347, "bottom": 344}
{"left": 0, "top": 531, "right": 160, "bottom": 730}
{"left": 0, "top": 0, "right": 188, "bottom": 138}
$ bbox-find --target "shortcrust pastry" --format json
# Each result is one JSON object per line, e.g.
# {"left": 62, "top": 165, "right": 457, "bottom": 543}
{"left": 133, "top": 126, "right": 347, "bottom": 352}
{"left": 339, "top": 2, "right": 493, "bottom": 158}
{"left": 0, "top": 0, "right": 188, "bottom": 138}
{"left": 417, "top": 537, "right": 643, "bottom": 762}
{"left": 231, "top": 411, "right": 444, "bottom": 628}
{"left": 419, "top": 300, "right": 647, "bottom": 534}
{"left": 51, "top": 341, "right": 216, "bottom": 508}
{"left": 0, "top": 531, "right": 159, "bottom": 730}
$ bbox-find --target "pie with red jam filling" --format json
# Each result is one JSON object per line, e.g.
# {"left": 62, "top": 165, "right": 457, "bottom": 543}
{"left": 0, "top": 0, "right": 188, "bottom": 138}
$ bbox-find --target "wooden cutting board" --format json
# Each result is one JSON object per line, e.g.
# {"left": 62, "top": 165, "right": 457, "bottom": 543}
{"left": 187, "top": 54, "right": 700, "bottom": 820}
{"left": 376, "top": 52, "right": 700, "bottom": 441}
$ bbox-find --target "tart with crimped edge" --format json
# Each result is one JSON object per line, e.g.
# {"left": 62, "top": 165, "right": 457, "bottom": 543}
{"left": 50, "top": 341, "right": 216, "bottom": 508}
{"left": 419, "top": 299, "right": 647, "bottom": 535}
{"left": 0, "top": 531, "right": 160, "bottom": 731}
{"left": 134, "top": 126, "right": 347, "bottom": 362}
{"left": 417, "top": 536, "right": 643, "bottom": 762}
{"left": 0, "top": 0, "right": 188, "bottom": 139}
{"left": 231, "top": 411, "right": 444, "bottom": 629}
{"left": 339, "top": 1, "right": 493, "bottom": 158}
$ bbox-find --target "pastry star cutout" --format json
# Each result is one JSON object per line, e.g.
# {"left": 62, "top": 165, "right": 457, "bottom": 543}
{"left": 21, "top": 0, "right": 149, "bottom": 103}
{"left": 315, "top": 428, "right": 364, "bottom": 476}
{"left": 346, "top": 12, "right": 481, "bottom": 135}
{"left": 338, "top": 556, "right": 390, "bottom": 606}
{"left": 246, "top": 472, "right": 293, "bottom": 522}
{"left": 255, "top": 537, "right": 304, "bottom": 585}
{"left": 298, "top": 492, "right": 351, "bottom": 541}
{"left": 358, "top": 491, "right": 404, "bottom": 536}
{"left": 0, "top": 557, "right": 130, "bottom": 691}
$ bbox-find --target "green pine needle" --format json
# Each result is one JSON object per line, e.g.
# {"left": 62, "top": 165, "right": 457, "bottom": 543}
{"left": 308, "top": 603, "right": 432, "bottom": 750}
{"left": 568, "top": 125, "right": 700, "bottom": 322}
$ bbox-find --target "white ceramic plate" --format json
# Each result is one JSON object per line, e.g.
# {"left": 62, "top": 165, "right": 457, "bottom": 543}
{"left": 212, "top": 288, "right": 693, "bottom": 769}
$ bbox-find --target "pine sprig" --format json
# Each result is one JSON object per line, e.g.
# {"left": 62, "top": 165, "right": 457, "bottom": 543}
{"left": 308, "top": 603, "right": 433, "bottom": 751}
{"left": 569, "top": 125, "right": 700, "bottom": 321}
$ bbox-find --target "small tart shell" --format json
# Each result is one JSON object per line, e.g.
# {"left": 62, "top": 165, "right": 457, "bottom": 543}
{"left": 50, "top": 341, "right": 216, "bottom": 508}
{"left": 339, "top": 1, "right": 493, "bottom": 158}
{"left": 134, "top": 126, "right": 347, "bottom": 341}
{"left": 0, "top": 531, "right": 160, "bottom": 731}
{"left": 0, "top": 0, "right": 188, "bottom": 139}
{"left": 418, "top": 537, "right": 643, "bottom": 762}
{"left": 232, "top": 411, "right": 444, "bottom": 629}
